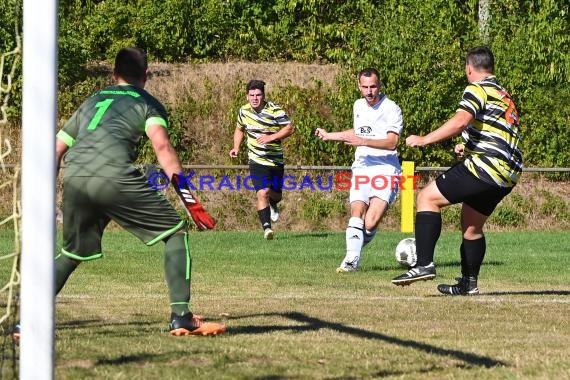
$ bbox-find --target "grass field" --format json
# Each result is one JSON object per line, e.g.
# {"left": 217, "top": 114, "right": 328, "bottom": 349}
{"left": 2, "top": 230, "right": 570, "bottom": 379}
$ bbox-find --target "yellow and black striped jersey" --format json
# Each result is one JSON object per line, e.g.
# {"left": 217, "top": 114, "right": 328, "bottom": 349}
{"left": 457, "top": 76, "right": 523, "bottom": 188}
{"left": 237, "top": 101, "right": 291, "bottom": 166}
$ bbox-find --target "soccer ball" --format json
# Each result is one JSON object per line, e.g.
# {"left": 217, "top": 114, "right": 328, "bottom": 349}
{"left": 395, "top": 238, "right": 417, "bottom": 267}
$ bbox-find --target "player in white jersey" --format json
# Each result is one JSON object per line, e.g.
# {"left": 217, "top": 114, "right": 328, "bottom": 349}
{"left": 315, "top": 68, "right": 403, "bottom": 272}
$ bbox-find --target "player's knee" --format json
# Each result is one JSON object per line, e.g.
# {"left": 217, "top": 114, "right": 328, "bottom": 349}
{"left": 60, "top": 256, "right": 82, "bottom": 267}
{"left": 163, "top": 228, "right": 187, "bottom": 244}
{"left": 416, "top": 187, "right": 430, "bottom": 205}
{"left": 257, "top": 189, "right": 269, "bottom": 201}
{"left": 463, "top": 227, "right": 484, "bottom": 240}
{"left": 416, "top": 187, "right": 440, "bottom": 209}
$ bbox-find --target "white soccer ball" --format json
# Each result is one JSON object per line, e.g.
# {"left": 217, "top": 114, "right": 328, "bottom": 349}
{"left": 395, "top": 238, "right": 417, "bottom": 267}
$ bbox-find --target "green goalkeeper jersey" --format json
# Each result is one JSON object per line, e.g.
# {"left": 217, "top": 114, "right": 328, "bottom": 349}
{"left": 56, "top": 83, "right": 169, "bottom": 177}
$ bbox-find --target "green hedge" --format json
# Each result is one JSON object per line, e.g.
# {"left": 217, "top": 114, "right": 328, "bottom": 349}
{"left": 1, "top": 0, "right": 568, "bottom": 167}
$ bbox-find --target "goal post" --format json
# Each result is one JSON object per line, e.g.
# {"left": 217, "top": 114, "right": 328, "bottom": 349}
{"left": 20, "top": 0, "right": 58, "bottom": 378}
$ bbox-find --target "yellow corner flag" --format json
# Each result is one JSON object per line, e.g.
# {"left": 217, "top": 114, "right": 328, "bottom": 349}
{"left": 401, "top": 161, "right": 415, "bottom": 233}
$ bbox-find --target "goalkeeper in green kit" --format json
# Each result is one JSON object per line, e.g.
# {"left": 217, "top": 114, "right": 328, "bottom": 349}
{"left": 49, "top": 48, "right": 225, "bottom": 336}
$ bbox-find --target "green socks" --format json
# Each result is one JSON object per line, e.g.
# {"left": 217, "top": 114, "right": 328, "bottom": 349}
{"left": 55, "top": 254, "right": 79, "bottom": 294}
{"left": 164, "top": 232, "right": 192, "bottom": 316}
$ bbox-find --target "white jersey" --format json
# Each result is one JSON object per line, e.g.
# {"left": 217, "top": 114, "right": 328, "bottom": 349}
{"left": 352, "top": 95, "right": 403, "bottom": 169}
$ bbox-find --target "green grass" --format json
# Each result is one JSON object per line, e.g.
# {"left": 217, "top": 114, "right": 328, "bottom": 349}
{"left": 2, "top": 230, "right": 570, "bottom": 379}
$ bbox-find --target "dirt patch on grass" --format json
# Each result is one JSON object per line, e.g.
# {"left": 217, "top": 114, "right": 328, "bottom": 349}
{"left": 146, "top": 61, "right": 340, "bottom": 106}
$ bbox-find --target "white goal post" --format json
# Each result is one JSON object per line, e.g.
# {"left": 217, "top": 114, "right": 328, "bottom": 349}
{"left": 20, "top": 0, "right": 58, "bottom": 378}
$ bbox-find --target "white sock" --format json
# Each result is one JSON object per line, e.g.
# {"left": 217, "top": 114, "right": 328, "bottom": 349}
{"left": 363, "top": 228, "right": 377, "bottom": 248}
{"left": 343, "top": 217, "right": 364, "bottom": 268}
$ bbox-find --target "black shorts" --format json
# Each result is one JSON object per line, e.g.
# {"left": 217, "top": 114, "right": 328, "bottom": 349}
{"left": 248, "top": 161, "right": 284, "bottom": 192}
{"left": 436, "top": 162, "right": 514, "bottom": 216}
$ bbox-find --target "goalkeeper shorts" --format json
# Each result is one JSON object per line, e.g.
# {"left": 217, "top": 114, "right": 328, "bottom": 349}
{"left": 61, "top": 173, "right": 185, "bottom": 261}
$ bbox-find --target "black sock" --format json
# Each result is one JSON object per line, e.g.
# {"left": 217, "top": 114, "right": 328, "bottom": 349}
{"left": 258, "top": 207, "right": 271, "bottom": 230}
{"left": 462, "top": 236, "right": 486, "bottom": 278}
{"left": 460, "top": 242, "right": 467, "bottom": 277}
{"left": 415, "top": 211, "right": 442, "bottom": 266}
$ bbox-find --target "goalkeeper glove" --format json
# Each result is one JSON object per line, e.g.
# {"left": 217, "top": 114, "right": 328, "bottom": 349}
{"left": 171, "top": 173, "right": 216, "bottom": 230}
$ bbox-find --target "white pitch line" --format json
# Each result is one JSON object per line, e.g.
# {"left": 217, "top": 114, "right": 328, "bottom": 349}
{"left": 58, "top": 293, "right": 570, "bottom": 304}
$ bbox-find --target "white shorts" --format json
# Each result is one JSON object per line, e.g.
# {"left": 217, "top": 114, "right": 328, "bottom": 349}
{"left": 349, "top": 165, "right": 401, "bottom": 205}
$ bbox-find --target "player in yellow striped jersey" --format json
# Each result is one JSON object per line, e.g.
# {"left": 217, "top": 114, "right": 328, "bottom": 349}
{"left": 230, "top": 80, "right": 294, "bottom": 240}
{"left": 392, "top": 46, "right": 523, "bottom": 295}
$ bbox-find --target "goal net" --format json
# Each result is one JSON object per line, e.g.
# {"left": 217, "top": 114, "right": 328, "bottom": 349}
{"left": 0, "top": 24, "right": 22, "bottom": 380}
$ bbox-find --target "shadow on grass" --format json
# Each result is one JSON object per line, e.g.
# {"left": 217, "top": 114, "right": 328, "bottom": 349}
{"left": 58, "top": 319, "right": 160, "bottom": 330}
{"left": 227, "top": 311, "right": 507, "bottom": 369}
{"left": 54, "top": 313, "right": 508, "bottom": 371}
{"left": 96, "top": 353, "right": 164, "bottom": 365}
{"left": 57, "top": 319, "right": 163, "bottom": 339}
{"left": 482, "top": 290, "right": 570, "bottom": 296}
{"left": 366, "top": 260, "right": 505, "bottom": 272}
{"left": 277, "top": 232, "right": 336, "bottom": 239}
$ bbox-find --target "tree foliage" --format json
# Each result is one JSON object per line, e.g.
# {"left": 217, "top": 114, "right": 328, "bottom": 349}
{"left": 1, "top": 0, "right": 568, "bottom": 167}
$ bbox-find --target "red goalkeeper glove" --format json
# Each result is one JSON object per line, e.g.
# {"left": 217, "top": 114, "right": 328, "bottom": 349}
{"left": 171, "top": 173, "right": 216, "bottom": 230}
